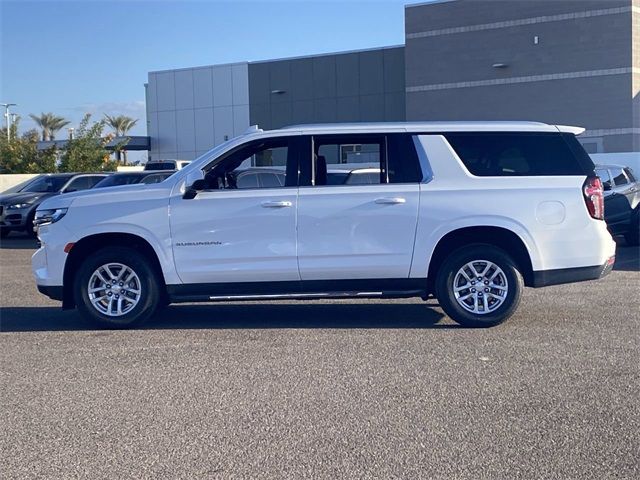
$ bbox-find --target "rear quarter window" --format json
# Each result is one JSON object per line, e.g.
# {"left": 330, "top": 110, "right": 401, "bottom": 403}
{"left": 445, "top": 132, "right": 594, "bottom": 177}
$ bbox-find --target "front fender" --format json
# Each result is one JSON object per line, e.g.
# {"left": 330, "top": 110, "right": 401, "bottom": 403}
{"left": 68, "top": 222, "right": 180, "bottom": 285}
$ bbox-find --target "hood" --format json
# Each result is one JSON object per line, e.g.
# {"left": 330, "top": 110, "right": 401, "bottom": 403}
{"left": 37, "top": 182, "right": 170, "bottom": 211}
{"left": 0, "top": 191, "right": 52, "bottom": 207}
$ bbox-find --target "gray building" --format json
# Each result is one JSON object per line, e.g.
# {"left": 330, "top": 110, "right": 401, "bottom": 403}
{"left": 405, "top": 0, "right": 639, "bottom": 153}
{"left": 247, "top": 46, "right": 406, "bottom": 130}
{"left": 145, "top": 62, "right": 250, "bottom": 161}
{"left": 145, "top": 0, "right": 639, "bottom": 159}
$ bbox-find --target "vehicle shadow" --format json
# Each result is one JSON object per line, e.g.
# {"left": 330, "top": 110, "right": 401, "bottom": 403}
{"left": 613, "top": 240, "right": 640, "bottom": 272}
{"left": 0, "top": 234, "right": 38, "bottom": 250}
{"left": 0, "top": 302, "right": 452, "bottom": 333}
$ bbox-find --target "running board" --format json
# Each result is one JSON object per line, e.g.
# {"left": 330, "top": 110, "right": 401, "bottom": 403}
{"left": 166, "top": 279, "right": 428, "bottom": 304}
{"left": 169, "top": 290, "right": 426, "bottom": 303}
{"left": 209, "top": 291, "right": 383, "bottom": 301}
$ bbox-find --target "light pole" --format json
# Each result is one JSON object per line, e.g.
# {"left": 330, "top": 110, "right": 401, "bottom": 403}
{"left": 1, "top": 103, "right": 17, "bottom": 141}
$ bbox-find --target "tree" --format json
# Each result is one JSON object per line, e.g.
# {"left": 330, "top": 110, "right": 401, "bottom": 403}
{"left": 104, "top": 114, "right": 138, "bottom": 165}
{"left": 0, "top": 119, "right": 57, "bottom": 174}
{"left": 28, "top": 112, "right": 71, "bottom": 141}
{"left": 59, "top": 114, "right": 116, "bottom": 172}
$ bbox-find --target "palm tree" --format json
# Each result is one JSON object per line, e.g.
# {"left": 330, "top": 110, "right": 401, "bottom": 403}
{"left": 104, "top": 114, "right": 138, "bottom": 164}
{"left": 28, "top": 113, "right": 70, "bottom": 141}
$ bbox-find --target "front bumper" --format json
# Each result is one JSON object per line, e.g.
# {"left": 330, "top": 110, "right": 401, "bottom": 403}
{"left": 37, "top": 284, "right": 64, "bottom": 301}
{"left": 531, "top": 255, "right": 615, "bottom": 287}
{"left": 0, "top": 206, "right": 29, "bottom": 229}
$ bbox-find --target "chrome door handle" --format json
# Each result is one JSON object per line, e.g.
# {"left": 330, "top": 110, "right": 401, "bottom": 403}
{"left": 261, "top": 200, "right": 293, "bottom": 208}
{"left": 375, "top": 197, "right": 406, "bottom": 205}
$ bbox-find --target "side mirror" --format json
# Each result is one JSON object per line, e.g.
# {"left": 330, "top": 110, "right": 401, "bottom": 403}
{"left": 603, "top": 182, "right": 612, "bottom": 192}
{"left": 183, "top": 179, "right": 206, "bottom": 200}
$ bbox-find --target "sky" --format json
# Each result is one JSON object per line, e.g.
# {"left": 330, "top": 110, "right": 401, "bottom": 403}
{"left": 1, "top": 0, "right": 411, "bottom": 156}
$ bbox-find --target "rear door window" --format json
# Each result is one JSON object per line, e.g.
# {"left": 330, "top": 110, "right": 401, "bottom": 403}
{"left": 387, "top": 134, "right": 423, "bottom": 183}
{"left": 445, "top": 132, "right": 593, "bottom": 176}
{"left": 345, "top": 171, "right": 380, "bottom": 185}
{"left": 304, "top": 133, "right": 422, "bottom": 186}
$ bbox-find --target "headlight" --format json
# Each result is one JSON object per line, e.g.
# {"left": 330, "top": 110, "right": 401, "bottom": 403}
{"left": 7, "top": 203, "right": 31, "bottom": 209}
{"left": 33, "top": 208, "right": 68, "bottom": 227}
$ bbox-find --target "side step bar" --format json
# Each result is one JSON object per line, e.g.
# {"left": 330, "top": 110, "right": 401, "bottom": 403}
{"left": 169, "top": 290, "right": 426, "bottom": 303}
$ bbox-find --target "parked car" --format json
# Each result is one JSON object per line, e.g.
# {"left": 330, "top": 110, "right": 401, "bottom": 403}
{"left": 230, "top": 166, "right": 381, "bottom": 188}
{"left": 595, "top": 164, "right": 640, "bottom": 245}
{"left": 94, "top": 171, "right": 176, "bottom": 189}
{"left": 327, "top": 167, "right": 381, "bottom": 185}
{"left": 33, "top": 121, "right": 615, "bottom": 328}
{"left": 0, "top": 173, "right": 108, "bottom": 238}
{"left": 232, "top": 168, "right": 286, "bottom": 189}
{"left": 144, "top": 160, "right": 191, "bottom": 171}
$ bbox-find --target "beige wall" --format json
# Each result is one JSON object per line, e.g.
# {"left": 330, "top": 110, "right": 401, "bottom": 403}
{"left": 0, "top": 174, "right": 39, "bottom": 193}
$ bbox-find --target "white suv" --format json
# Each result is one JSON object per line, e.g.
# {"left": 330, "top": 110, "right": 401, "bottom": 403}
{"left": 32, "top": 122, "right": 616, "bottom": 328}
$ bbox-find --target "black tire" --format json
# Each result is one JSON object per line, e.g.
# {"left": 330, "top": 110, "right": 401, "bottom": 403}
{"left": 74, "top": 247, "right": 161, "bottom": 328}
{"left": 435, "top": 244, "right": 523, "bottom": 328}
{"left": 0, "top": 227, "right": 9, "bottom": 239}
{"left": 623, "top": 209, "right": 639, "bottom": 246}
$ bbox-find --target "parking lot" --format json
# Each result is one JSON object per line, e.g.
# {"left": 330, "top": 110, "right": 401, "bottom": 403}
{"left": 1, "top": 234, "right": 638, "bottom": 479}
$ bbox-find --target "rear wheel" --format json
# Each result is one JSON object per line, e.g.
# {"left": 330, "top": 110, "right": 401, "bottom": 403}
{"left": 435, "top": 244, "right": 523, "bottom": 327}
{"left": 74, "top": 247, "right": 161, "bottom": 328}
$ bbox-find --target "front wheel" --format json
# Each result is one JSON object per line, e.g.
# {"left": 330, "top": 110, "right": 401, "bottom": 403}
{"left": 435, "top": 244, "right": 523, "bottom": 328}
{"left": 74, "top": 247, "right": 161, "bottom": 328}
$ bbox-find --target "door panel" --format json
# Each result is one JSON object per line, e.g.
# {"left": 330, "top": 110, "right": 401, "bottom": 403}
{"left": 297, "top": 184, "right": 420, "bottom": 280}
{"left": 169, "top": 135, "right": 302, "bottom": 285}
{"left": 170, "top": 188, "right": 298, "bottom": 284}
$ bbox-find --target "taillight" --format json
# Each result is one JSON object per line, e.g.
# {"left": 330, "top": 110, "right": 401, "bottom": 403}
{"left": 583, "top": 176, "right": 604, "bottom": 220}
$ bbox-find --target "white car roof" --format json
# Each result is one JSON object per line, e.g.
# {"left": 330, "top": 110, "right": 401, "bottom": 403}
{"left": 269, "top": 121, "right": 584, "bottom": 135}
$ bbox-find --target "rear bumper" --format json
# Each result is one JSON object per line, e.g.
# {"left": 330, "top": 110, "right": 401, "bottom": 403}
{"left": 531, "top": 255, "right": 615, "bottom": 287}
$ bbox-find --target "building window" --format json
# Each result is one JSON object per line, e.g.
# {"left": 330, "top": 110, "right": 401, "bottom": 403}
{"left": 577, "top": 137, "right": 603, "bottom": 154}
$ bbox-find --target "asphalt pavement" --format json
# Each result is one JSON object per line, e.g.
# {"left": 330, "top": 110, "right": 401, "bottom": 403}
{"left": 1, "top": 234, "right": 639, "bottom": 479}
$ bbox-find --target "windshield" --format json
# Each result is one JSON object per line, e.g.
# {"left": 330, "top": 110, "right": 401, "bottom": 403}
{"left": 141, "top": 172, "right": 175, "bottom": 184}
{"left": 94, "top": 174, "right": 145, "bottom": 188}
{"left": 20, "top": 176, "right": 72, "bottom": 193}
{"left": 2, "top": 176, "right": 43, "bottom": 194}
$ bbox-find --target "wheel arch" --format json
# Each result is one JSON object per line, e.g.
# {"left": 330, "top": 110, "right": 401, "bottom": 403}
{"left": 62, "top": 232, "right": 167, "bottom": 309}
{"left": 426, "top": 226, "right": 535, "bottom": 292}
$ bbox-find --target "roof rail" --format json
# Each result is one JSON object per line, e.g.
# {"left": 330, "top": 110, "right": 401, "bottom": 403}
{"left": 244, "top": 125, "right": 263, "bottom": 134}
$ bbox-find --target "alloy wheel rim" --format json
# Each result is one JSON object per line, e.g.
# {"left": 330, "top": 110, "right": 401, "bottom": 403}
{"left": 87, "top": 263, "right": 142, "bottom": 317}
{"left": 452, "top": 260, "right": 508, "bottom": 315}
